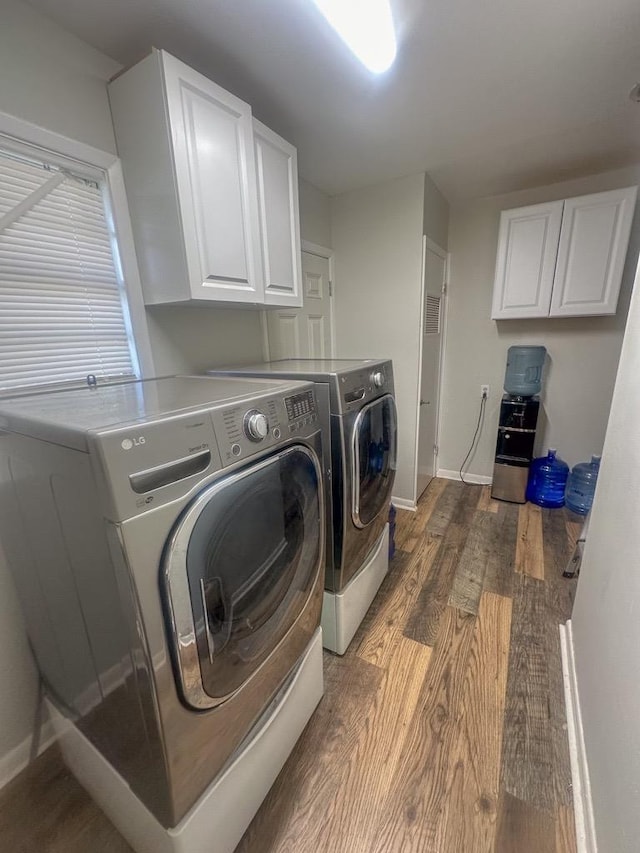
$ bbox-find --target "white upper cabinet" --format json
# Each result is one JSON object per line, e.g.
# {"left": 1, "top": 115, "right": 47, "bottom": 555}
{"left": 253, "top": 120, "right": 303, "bottom": 307}
{"left": 492, "top": 186, "right": 637, "bottom": 320}
{"left": 108, "top": 50, "right": 302, "bottom": 308}
{"left": 491, "top": 201, "right": 564, "bottom": 319}
{"left": 163, "top": 53, "right": 263, "bottom": 304}
{"left": 550, "top": 188, "right": 637, "bottom": 317}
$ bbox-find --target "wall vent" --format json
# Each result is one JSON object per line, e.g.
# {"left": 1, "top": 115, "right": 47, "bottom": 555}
{"left": 424, "top": 294, "right": 441, "bottom": 335}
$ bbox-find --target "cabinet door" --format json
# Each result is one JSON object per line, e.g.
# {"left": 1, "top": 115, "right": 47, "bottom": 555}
{"left": 253, "top": 120, "right": 302, "bottom": 307}
{"left": 491, "top": 201, "right": 564, "bottom": 319}
{"left": 162, "top": 52, "right": 264, "bottom": 303}
{"left": 550, "top": 187, "right": 637, "bottom": 317}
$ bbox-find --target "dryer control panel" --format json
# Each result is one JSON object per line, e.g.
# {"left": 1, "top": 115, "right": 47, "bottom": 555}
{"left": 212, "top": 384, "right": 318, "bottom": 467}
{"left": 92, "top": 411, "right": 222, "bottom": 521}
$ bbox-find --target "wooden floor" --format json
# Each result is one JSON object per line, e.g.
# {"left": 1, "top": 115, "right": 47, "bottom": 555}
{"left": 0, "top": 479, "right": 581, "bottom": 853}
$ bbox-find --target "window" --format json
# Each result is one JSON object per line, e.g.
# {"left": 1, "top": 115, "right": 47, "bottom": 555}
{"left": 0, "top": 146, "right": 139, "bottom": 393}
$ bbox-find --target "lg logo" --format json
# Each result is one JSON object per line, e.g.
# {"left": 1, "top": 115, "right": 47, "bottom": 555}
{"left": 121, "top": 436, "right": 146, "bottom": 450}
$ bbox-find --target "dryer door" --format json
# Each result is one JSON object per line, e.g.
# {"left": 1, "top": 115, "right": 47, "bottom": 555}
{"left": 163, "top": 445, "right": 322, "bottom": 710}
{"left": 352, "top": 394, "right": 397, "bottom": 528}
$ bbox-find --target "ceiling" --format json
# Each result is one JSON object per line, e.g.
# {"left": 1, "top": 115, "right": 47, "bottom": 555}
{"left": 26, "top": 0, "right": 640, "bottom": 201}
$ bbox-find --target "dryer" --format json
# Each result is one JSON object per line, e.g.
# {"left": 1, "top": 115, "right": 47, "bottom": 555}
{"left": 0, "top": 375, "right": 325, "bottom": 853}
{"left": 207, "top": 359, "right": 397, "bottom": 654}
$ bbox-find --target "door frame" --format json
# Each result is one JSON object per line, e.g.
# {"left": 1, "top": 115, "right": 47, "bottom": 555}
{"left": 260, "top": 240, "right": 335, "bottom": 361}
{"left": 413, "top": 235, "right": 449, "bottom": 503}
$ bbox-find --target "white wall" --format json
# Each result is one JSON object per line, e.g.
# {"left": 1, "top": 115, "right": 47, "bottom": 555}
{"left": 423, "top": 172, "right": 449, "bottom": 251}
{"left": 331, "top": 173, "right": 426, "bottom": 504}
{"left": 0, "top": 0, "right": 120, "bottom": 153}
{"left": 439, "top": 165, "right": 640, "bottom": 477}
{"left": 570, "top": 252, "right": 640, "bottom": 852}
{"left": 146, "top": 306, "right": 264, "bottom": 374}
{"left": 299, "top": 178, "right": 332, "bottom": 248}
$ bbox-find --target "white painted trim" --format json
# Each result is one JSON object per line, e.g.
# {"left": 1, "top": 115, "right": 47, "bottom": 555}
{"left": 414, "top": 236, "right": 450, "bottom": 505}
{"left": 301, "top": 239, "right": 331, "bottom": 258}
{"left": 0, "top": 111, "right": 116, "bottom": 170}
{"left": 412, "top": 236, "right": 427, "bottom": 507}
{"left": 437, "top": 468, "right": 492, "bottom": 485}
{"left": 301, "top": 240, "right": 336, "bottom": 358}
{"left": 0, "top": 715, "right": 57, "bottom": 790}
{"left": 425, "top": 236, "right": 447, "bottom": 258}
{"left": 560, "top": 620, "right": 598, "bottom": 853}
{"left": 436, "top": 250, "right": 451, "bottom": 474}
{"left": 391, "top": 496, "right": 417, "bottom": 511}
{"left": 104, "top": 159, "right": 155, "bottom": 377}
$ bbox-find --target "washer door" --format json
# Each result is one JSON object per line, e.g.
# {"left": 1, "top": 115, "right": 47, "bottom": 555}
{"left": 352, "top": 395, "right": 397, "bottom": 528}
{"left": 163, "top": 445, "right": 322, "bottom": 710}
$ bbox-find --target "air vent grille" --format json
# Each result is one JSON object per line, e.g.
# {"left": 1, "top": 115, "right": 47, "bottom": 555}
{"left": 424, "top": 295, "right": 441, "bottom": 335}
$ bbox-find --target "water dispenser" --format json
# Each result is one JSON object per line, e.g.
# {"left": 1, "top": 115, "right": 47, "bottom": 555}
{"left": 491, "top": 346, "right": 546, "bottom": 504}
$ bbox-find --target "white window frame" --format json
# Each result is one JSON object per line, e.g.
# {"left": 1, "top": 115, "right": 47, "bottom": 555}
{"left": 0, "top": 110, "right": 155, "bottom": 390}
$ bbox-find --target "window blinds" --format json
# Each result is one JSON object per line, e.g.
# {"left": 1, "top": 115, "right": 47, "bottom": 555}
{"left": 0, "top": 149, "right": 137, "bottom": 392}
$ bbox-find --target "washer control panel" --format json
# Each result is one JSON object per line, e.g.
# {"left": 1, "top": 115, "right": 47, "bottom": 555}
{"left": 371, "top": 370, "right": 385, "bottom": 388}
{"left": 338, "top": 361, "right": 394, "bottom": 414}
{"left": 212, "top": 384, "right": 318, "bottom": 466}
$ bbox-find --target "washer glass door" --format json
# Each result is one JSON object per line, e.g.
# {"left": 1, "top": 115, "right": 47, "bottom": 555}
{"left": 352, "top": 395, "right": 397, "bottom": 528}
{"left": 163, "top": 445, "right": 322, "bottom": 710}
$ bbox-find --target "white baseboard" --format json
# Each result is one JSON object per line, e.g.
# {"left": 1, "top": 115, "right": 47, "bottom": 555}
{"left": 559, "top": 620, "right": 597, "bottom": 853}
{"left": 437, "top": 468, "right": 493, "bottom": 486}
{"left": 391, "top": 496, "right": 416, "bottom": 511}
{"left": 0, "top": 712, "right": 57, "bottom": 791}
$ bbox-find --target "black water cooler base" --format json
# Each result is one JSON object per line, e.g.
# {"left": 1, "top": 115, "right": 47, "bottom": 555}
{"left": 490, "top": 395, "right": 540, "bottom": 504}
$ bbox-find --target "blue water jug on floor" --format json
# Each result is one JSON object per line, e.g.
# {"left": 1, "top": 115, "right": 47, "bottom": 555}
{"left": 565, "top": 455, "right": 601, "bottom": 515}
{"left": 526, "top": 449, "right": 569, "bottom": 508}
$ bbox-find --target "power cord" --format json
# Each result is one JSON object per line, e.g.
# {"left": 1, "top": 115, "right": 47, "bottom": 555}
{"left": 459, "top": 390, "right": 487, "bottom": 485}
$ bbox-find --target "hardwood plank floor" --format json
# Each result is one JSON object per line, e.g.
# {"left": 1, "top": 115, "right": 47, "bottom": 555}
{"left": 0, "top": 479, "right": 579, "bottom": 853}
{"left": 515, "top": 501, "right": 545, "bottom": 579}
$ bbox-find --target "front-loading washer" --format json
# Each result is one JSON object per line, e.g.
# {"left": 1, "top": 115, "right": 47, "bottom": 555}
{"left": 206, "top": 359, "right": 397, "bottom": 654}
{"left": 0, "top": 375, "right": 325, "bottom": 853}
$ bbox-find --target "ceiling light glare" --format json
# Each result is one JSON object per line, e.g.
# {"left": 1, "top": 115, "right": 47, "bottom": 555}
{"left": 313, "top": 0, "right": 397, "bottom": 74}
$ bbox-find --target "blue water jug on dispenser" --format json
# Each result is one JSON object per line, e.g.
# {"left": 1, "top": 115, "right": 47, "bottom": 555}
{"left": 504, "top": 346, "right": 546, "bottom": 397}
{"left": 526, "top": 449, "right": 569, "bottom": 507}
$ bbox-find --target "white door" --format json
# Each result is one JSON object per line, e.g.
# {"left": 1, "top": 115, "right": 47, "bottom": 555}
{"left": 265, "top": 250, "right": 333, "bottom": 359}
{"left": 491, "top": 201, "right": 564, "bottom": 319}
{"left": 416, "top": 239, "right": 447, "bottom": 499}
{"left": 550, "top": 186, "right": 637, "bottom": 317}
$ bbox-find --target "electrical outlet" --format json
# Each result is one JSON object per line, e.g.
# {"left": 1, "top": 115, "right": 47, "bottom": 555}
{"left": 480, "top": 384, "right": 490, "bottom": 399}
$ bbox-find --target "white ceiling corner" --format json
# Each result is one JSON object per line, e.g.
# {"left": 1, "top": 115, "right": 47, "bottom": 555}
{"left": 24, "top": 0, "right": 640, "bottom": 201}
